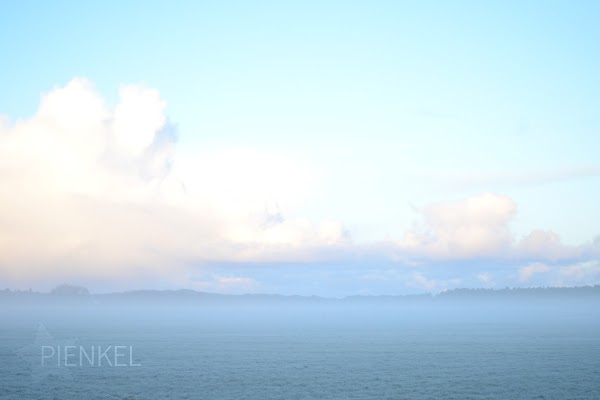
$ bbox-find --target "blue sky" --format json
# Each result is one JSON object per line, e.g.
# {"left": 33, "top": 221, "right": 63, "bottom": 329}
{"left": 1, "top": 1, "right": 599, "bottom": 295}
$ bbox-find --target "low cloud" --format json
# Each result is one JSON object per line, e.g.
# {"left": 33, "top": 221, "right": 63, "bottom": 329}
{"left": 393, "top": 193, "right": 591, "bottom": 265}
{"left": 190, "top": 275, "right": 261, "bottom": 295}
{"left": 406, "top": 272, "right": 461, "bottom": 293}
{"left": 518, "top": 263, "right": 550, "bottom": 283}
{"left": 516, "top": 230, "right": 580, "bottom": 261}
{"left": 557, "top": 261, "right": 600, "bottom": 286}
{"left": 477, "top": 273, "right": 495, "bottom": 287}
{"left": 398, "top": 193, "right": 516, "bottom": 258}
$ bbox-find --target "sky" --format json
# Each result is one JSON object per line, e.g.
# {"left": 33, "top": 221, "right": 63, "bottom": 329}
{"left": 1, "top": 1, "right": 599, "bottom": 295}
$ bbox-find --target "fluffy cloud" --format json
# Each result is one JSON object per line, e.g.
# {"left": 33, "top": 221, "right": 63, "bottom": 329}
{"left": 515, "top": 261, "right": 600, "bottom": 287}
{"left": 392, "top": 193, "right": 594, "bottom": 267}
{"left": 1, "top": 78, "right": 598, "bottom": 293}
{"left": 399, "top": 193, "right": 516, "bottom": 258}
{"left": 0, "top": 79, "right": 193, "bottom": 280}
{"left": 516, "top": 230, "right": 580, "bottom": 261}
{"left": 558, "top": 261, "right": 600, "bottom": 286}
{"left": 0, "top": 78, "right": 346, "bottom": 283}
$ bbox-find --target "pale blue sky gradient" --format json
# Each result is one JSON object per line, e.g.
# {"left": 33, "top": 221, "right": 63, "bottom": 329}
{"left": 1, "top": 1, "right": 599, "bottom": 294}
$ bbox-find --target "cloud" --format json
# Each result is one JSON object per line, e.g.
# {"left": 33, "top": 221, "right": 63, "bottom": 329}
{"left": 190, "top": 275, "right": 260, "bottom": 295}
{"left": 515, "top": 261, "right": 600, "bottom": 287}
{"left": 391, "top": 193, "right": 593, "bottom": 266}
{"left": 1, "top": 78, "right": 598, "bottom": 294}
{"left": 113, "top": 84, "right": 167, "bottom": 158}
{"left": 0, "top": 78, "right": 346, "bottom": 284}
{"left": 399, "top": 193, "right": 516, "bottom": 258}
{"left": 407, "top": 273, "right": 437, "bottom": 291}
{"left": 406, "top": 272, "right": 461, "bottom": 292}
{"left": 477, "top": 273, "right": 495, "bottom": 287}
{"left": 518, "top": 263, "right": 550, "bottom": 283}
{"left": 516, "top": 230, "right": 580, "bottom": 261}
{"left": 558, "top": 261, "right": 600, "bottom": 286}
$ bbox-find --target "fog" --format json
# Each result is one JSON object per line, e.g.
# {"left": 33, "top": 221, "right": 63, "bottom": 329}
{"left": 2, "top": 287, "right": 599, "bottom": 399}
{"left": 3, "top": 286, "right": 599, "bottom": 342}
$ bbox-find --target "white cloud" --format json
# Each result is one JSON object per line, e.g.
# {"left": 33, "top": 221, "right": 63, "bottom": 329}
{"left": 399, "top": 193, "right": 516, "bottom": 258}
{"left": 477, "top": 273, "right": 495, "bottom": 287}
{"left": 407, "top": 273, "right": 437, "bottom": 291}
{"left": 392, "top": 193, "right": 595, "bottom": 266}
{"left": 516, "top": 230, "right": 580, "bottom": 261}
{"left": 518, "top": 263, "right": 550, "bottom": 283}
{"left": 406, "top": 272, "right": 461, "bottom": 292}
{"left": 0, "top": 78, "right": 345, "bottom": 283}
{"left": 1, "top": 78, "right": 598, "bottom": 293}
{"left": 558, "top": 261, "right": 600, "bottom": 285}
{"left": 113, "top": 85, "right": 166, "bottom": 158}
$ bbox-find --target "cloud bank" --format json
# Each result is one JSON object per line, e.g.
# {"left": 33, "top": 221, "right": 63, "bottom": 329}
{"left": 399, "top": 193, "right": 516, "bottom": 259}
{"left": 0, "top": 79, "right": 347, "bottom": 283}
{"left": 0, "top": 79, "right": 598, "bottom": 293}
